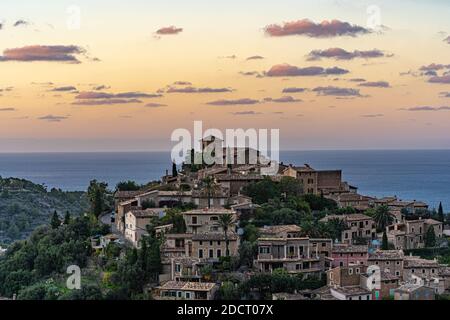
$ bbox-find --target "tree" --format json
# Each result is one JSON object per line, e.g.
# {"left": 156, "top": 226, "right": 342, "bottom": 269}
{"left": 381, "top": 231, "right": 389, "bottom": 250}
{"left": 87, "top": 180, "right": 108, "bottom": 217}
{"left": 218, "top": 214, "right": 235, "bottom": 257}
{"left": 201, "top": 176, "right": 220, "bottom": 208}
{"left": 327, "top": 218, "right": 347, "bottom": 242}
{"left": 425, "top": 227, "right": 436, "bottom": 247}
{"left": 238, "top": 241, "right": 257, "bottom": 268}
{"left": 50, "top": 211, "right": 61, "bottom": 229}
{"left": 372, "top": 205, "right": 393, "bottom": 231}
{"left": 63, "top": 211, "right": 71, "bottom": 225}
{"left": 116, "top": 180, "right": 141, "bottom": 191}
{"left": 172, "top": 161, "right": 178, "bottom": 177}
{"left": 438, "top": 202, "right": 445, "bottom": 222}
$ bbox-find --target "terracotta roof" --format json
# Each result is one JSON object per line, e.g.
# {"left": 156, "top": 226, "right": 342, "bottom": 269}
{"left": 259, "top": 225, "right": 301, "bottom": 235}
{"left": 333, "top": 244, "right": 368, "bottom": 253}
{"left": 158, "top": 281, "right": 217, "bottom": 291}
{"left": 183, "top": 208, "right": 236, "bottom": 215}
{"left": 404, "top": 256, "right": 441, "bottom": 268}
{"left": 369, "top": 250, "right": 404, "bottom": 260}
{"left": 192, "top": 232, "right": 238, "bottom": 241}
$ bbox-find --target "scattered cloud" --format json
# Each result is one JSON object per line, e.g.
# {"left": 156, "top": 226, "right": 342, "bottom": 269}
{"left": 206, "top": 98, "right": 260, "bottom": 106}
{"left": 173, "top": 81, "right": 192, "bottom": 86}
{"left": 219, "top": 55, "right": 237, "bottom": 60}
{"left": 230, "top": 111, "right": 262, "bottom": 115}
{"left": 75, "top": 91, "right": 162, "bottom": 99}
{"left": 361, "top": 114, "right": 384, "bottom": 118}
{"left": 400, "top": 106, "right": 450, "bottom": 111}
{"left": 0, "top": 107, "right": 16, "bottom": 112}
{"left": 13, "top": 20, "right": 29, "bottom": 27}
{"left": 312, "top": 86, "right": 363, "bottom": 97}
{"left": 92, "top": 85, "right": 110, "bottom": 91}
{"left": 51, "top": 86, "right": 77, "bottom": 92}
{"left": 264, "top": 19, "right": 370, "bottom": 38}
{"left": 307, "top": 48, "right": 388, "bottom": 61}
{"left": 358, "top": 81, "right": 390, "bottom": 88}
{"left": 444, "top": 36, "right": 450, "bottom": 44}
{"left": 239, "top": 71, "right": 263, "bottom": 78}
{"left": 348, "top": 78, "right": 366, "bottom": 82}
{"left": 428, "top": 75, "right": 450, "bottom": 84}
{"left": 145, "top": 102, "right": 167, "bottom": 108}
{"left": 166, "top": 86, "right": 233, "bottom": 93}
{"left": 265, "top": 64, "right": 349, "bottom": 77}
{"left": 264, "top": 96, "right": 302, "bottom": 103}
{"left": 38, "top": 114, "right": 69, "bottom": 122}
{"left": 156, "top": 26, "right": 183, "bottom": 35}
{"left": 282, "top": 87, "right": 307, "bottom": 93}
{"left": 72, "top": 99, "right": 142, "bottom": 106}
{"left": 0, "top": 45, "right": 88, "bottom": 63}
{"left": 246, "top": 55, "right": 264, "bottom": 61}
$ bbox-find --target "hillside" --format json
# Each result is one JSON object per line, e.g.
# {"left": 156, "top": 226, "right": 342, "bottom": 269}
{"left": 0, "top": 177, "right": 89, "bottom": 244}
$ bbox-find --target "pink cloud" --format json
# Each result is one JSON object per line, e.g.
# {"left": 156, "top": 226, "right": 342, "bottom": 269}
{"left": 265, "top": 64, "right": 348, "bottom": 77}
{"left": 0, "top": 45, "right": 86, "bottom": 63}
{"left": 264, "top": 19, "right": 370, "bottom": 38}
{"left": 156, "top": 26, "right": 183, "bottom": 35}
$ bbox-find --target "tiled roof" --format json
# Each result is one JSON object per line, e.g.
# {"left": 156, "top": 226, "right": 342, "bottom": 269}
{"left": 404, "top": 256, "right": 440, "bottom": 268}
{"left": 369, "top": 250, "right": 404, "bottom": 260}
{"left": 158, "top": 281, "right": 217, "bottom": 291}
{"left": 192, "top": 232, "right": 238, "bottom": 241}
{"left": 183, "top": 208, "right": 236, "bottom": 215}
{"left": 259, "top": 224, "right": 301, "bottom": 235}
{"left": 333, "top": 244, "right": 368, "bottom": 253}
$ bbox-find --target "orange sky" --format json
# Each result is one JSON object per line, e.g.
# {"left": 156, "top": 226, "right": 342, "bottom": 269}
{"left": 0, "top": 0, "right": 449, "bottom": 152}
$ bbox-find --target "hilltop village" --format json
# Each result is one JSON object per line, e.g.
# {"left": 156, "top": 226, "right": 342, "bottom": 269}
{"left": 106, "top": 136, "right": 450, "bottom": 300}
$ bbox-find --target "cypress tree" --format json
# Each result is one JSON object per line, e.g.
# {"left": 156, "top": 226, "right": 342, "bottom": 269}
{"left": 172, "top": 161, "right": 178, "bottom": 177}
{"left": 425, "top": 227, "right": 436, "bottom": 247}
{"left": 381, "top": 231, "right": 389, "bottom": 250}
{"left": 64, "top": 211, "right": 71, "bottom": 225}
{"left": 50, "top": 211, "right": 61, "bottom": 229}
{"left": 438, "top": 202, "right": 445, "bottom": 222}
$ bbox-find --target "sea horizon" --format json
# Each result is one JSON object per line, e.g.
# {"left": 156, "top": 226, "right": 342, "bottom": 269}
{"left": 1, "top": 149, "right": 450, "bottom": 210}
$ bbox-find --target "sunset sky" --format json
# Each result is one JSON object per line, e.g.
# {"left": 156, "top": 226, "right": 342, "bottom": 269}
{"left": 0, "top": 0, "right": 449, "bottom": 152}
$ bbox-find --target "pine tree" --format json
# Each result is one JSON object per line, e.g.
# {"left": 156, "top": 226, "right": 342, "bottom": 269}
{"left": 64, "top": 211, "right": 71, "bottom": 225}
{"left": 425, "top": 227, "right": 436, "bottom": 248}
{"left": 381, "top": 231, "right": 389, "bottom": 250}
{"left": 172, "top": 161, "right": 178, "bottom": 177}
{"left": 50, "top": 211, "right": 61, "bottom": 229}
{"left": 438, "top": 202, "right": 445, "bottom": 222}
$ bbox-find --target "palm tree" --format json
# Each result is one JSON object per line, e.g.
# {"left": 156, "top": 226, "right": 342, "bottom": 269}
{"left": 372, "top": 205, "right": 393, "bottom": 231}
{"left": 327, "top": 217, "right": 348, "bottom": 242}
{"left": 201, "top": 176, "right": 221, "bottom": 208}
{"left": 218, "top": 214, "right": 235, "bottom": 257}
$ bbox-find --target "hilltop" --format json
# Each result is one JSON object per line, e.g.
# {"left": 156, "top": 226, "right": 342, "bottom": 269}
{"left": 0, "top": 176, "right": 89, "bottom": 244}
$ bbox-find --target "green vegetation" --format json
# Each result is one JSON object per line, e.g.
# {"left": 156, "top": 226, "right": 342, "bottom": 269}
{"left": 425, "top": 227, "right": 436, "bottom": 247}
{"left": 115, "top": 180, "right": 142, "bottom": 191}
{"left": 0, "top": 177, "right": 89, "bottom": 244}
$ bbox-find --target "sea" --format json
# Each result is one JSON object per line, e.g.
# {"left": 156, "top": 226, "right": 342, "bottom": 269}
{"left": 0, "top": 150, "right": 449, "bottom": 210}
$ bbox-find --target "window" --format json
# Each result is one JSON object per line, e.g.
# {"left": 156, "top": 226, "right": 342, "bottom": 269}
{"left": 209, "top": 249, "right": 214, "bottom": 258}
{"left": 432, "top": 269, "right": 435, "bottom": 274}
{"left": 217, "top": 241, "right": 221, "bottom": 245}
{"left": 210, "top": 226, "right": 218, "bottom": 231}
{"left": 217, "top": 249, "right": 222, "bottom": 258}
{"left": 396, "top": 261, "right": 400, "bottom": 265}
{"left": 340, "top": 262, "right": 344, "bottom": 267}
{"left": 192, "top": 216, "right": 198, "bottom": 224}
{"left": 411, "top": 269, "right": 415, "bottom": 273}
{"left": 356, "top": 268, "right": 360, "bottom": 274}
{"left": 185, "top": 292, "right": 191, "bottom": 299}
{"left": 259, "top": 247, "right": 270, "bottom": 254}
{"left": 422, "top": 269, "right": 425, "bottom": 274}
{"left": 386, "top": 261, "right": 390, "bottom": 265}
{"left": 175, "top": 264, "right": 181, "bottom": 273}
{"left": 210, "top": 241, "right": 213, "bottom": 246}
{"left": 177, "top": 291, "right": 182, "bottom": 298}
{"left": 199, "top": 241, "right": 203, "bottom": 246}
{"left": 210, "top": 216, "right": 218, "bottom": 221}
{"left": 348, "top": 268, "right": 353, "bottom": 275}
{"left": 198, "top": 249, "right": 203, "bottom": 258}
{"left": 396, "top": 271, "right": 400, "bottom": 276}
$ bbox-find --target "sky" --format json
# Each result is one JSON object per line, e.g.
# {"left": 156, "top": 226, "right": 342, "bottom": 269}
{"left": 0, "top": 0, "right": 449, "bottom": 152}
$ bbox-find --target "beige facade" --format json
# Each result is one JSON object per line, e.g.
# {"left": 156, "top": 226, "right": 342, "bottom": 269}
{"left": 387, "top": 218, "right": 443, "bottom": 250}
{"left": 321, "top": 214, "right": 376, "bottom": 244}
{"left": 255, "top": 237, "right": 333, "bottom": 275}
{"left": 182, "top": 208, "right": 237, "bottom": 234}
{"left": 124, "top": 209, "right": 164, "bottom": 247}
{"left": 154, "top": 281, "right": 218, "bottom": 300}
{"left": 368, "top": 250, "right": 404, "bottom": 278}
